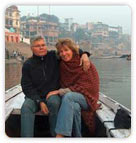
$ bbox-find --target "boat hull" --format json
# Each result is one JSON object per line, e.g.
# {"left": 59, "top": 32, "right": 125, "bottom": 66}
{"left": 5, "top": 113, "right": 107, "bottom": 137}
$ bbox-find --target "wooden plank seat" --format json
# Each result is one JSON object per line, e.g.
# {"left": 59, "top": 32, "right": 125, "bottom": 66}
{"left": 6, "top": 92, "right": 46, "bottom": 119}
{"left": 96, "top": 93, "right": 131, "bottom": 138}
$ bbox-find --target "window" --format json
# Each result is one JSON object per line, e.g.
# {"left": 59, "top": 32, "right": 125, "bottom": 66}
{"left": 16, "top": 37, "right": 18, "bottom": 43}
{"left": 10, "top": 20, "right": 12, "bottom": 25}
{"left": 16, "top": 20, "right": 18, "bottom": 25}
{"left": 11, "top": 36, "right": 14, "bottom": 42}
{"left": 6, "top": 36, "right": 9, "bottom": 42}
{"left": 6, "top": 19, "right": 8, "bottom": 25}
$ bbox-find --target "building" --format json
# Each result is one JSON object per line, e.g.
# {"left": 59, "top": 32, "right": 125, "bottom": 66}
{"left": 5, "top": 28, "right": 20, "bottom": 43}
{"left": 91, "top": 22, "right": 109, "bottom": 38}
{"left": 108, "top": 26, "right": 122, "bottom": 39}
{"left": 91, "top": 22, "right": 122, "bottom": 40}
{"left": 86, "top": 22, "right": 94, "bottom": 30}
{"left": 71, "top": 23, "right": 79, "bottom": 32}
{"left": 21, "top": 19, "right": 59, "bottom": 46}
{"left": 5, "top": 5, "right": 20, "bottom": 33}
{"left": 64, "top": 18, "right": 73, "bottom": 31}
{"left": 108, "top": 26, "right": 122, "bottom": 35}
{"left": 91, "top": 30, "right": 109, "bottom": 37}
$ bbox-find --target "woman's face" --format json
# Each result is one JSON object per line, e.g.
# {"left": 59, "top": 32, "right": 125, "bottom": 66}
{"left": 59, "top": 45, "right": 73, "bottom": 62}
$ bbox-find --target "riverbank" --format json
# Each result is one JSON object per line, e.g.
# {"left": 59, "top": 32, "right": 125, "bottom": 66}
{"left": 5, "top": 59, "right": 23, "bottom": 64}
{"left": 91, "top": 55, "right": 121, "bottom": 60}
{"left": 5, "top": 42, "right": 32, "bottom": 58}
{"left": 5, "top": 42, "right": 56, "bottom": 59}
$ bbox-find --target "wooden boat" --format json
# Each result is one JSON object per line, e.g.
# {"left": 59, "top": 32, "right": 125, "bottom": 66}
{"left": 5, "top": 84, "right": 131, "bottom": 138}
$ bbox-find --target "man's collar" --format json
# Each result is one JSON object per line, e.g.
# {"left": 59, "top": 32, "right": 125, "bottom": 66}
{"left": 32, "top": 54, "right": 46, "bottom": 61}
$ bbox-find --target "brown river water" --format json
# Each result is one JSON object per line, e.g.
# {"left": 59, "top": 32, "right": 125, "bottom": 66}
{"left": 5, "top": 58, "right": 131, "bottom": 109}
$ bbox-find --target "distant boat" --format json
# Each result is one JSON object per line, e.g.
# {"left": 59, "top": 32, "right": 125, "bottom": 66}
{"left": 127, "top": 54, "right": 131, "bottom": 61}
{"left": 120, "top": 54, "right": 130, "bottom": 59}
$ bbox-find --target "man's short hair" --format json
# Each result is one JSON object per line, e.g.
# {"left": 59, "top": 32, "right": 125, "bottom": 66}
{"left": 30, "top": 36, "right": 44, "bottom": 46}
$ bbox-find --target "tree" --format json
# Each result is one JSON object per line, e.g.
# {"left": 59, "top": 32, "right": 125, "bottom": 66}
{"left": 74, "top": 28, "right": 89, "bottom": 42}
{"left": 39, "top": 13, "right": 59, "bottom": 23}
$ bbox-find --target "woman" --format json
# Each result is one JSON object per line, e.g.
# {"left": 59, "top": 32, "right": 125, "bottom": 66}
{"left": 46, "top": 38, "right": 100, "bottom": 137}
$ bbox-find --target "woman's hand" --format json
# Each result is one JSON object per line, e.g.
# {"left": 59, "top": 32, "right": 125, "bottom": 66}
{"left": 80, "top": 54, "right": 90, "bottom": 72}
{"left": 46, "top": 90, "right": 59, "bottom": 100}
{"left": 40, "top": 102, "right": 49, "bottom": 115}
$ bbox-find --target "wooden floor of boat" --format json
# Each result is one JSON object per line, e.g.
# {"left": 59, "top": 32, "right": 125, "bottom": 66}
{"left": 5, "top": 113, "right": 106, "bottom": 137}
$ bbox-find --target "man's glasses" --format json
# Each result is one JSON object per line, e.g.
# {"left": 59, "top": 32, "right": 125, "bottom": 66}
{"left": 32, "top": 44, "right": 46, "bottom": 48}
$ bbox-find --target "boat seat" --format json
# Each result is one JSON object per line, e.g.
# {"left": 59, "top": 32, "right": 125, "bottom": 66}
{"left": 96, "top": 101, "right": 131, "bottom": 138}
{"left": 11, "top": 109, "right": 47, "bottom": 116}
{"left": 6, "top": 91, "right": 48, "bottom": 118}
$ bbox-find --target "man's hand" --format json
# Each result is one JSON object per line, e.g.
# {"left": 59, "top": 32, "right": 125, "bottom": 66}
{"left": 80, "top": 54, "right": 90, "bottom": 71}
{"left": 46, "top": 90, "right": 59, "bottom": 100}
{"left": 40, "top": 102, "right": 49, "bottom": 115}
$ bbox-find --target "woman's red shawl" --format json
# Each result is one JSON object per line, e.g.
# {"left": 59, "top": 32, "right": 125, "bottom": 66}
{"left": 60, "top": 55, "right": 100, "bottom": 136}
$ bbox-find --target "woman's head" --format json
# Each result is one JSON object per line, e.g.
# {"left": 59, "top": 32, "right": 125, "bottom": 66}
{"left": 56, "top": 38, "right": 79, "bottom": 62}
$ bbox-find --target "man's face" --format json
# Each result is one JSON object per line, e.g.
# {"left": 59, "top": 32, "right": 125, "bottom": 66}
{"left": 31, "top": 39, "right": 47, "bottom": 57}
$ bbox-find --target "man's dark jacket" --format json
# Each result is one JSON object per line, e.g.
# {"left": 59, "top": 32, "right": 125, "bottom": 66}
{"left": 21, "top": 50, "right": 60, "bottom": 103}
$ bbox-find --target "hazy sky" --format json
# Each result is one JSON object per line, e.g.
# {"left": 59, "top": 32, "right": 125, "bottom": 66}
{"left": 18, "top": 5, "right": 131, "bottom": 34}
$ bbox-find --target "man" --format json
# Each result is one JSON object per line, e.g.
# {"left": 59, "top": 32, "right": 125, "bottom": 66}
{"left": 21, "top": 36, "right": 90, "bottom": 137}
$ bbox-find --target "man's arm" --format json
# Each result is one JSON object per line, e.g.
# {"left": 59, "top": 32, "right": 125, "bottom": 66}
{"left": 79, "top": 48, "right": 91, "bottom": 57}
{"left": 21, "top": 62, "right": 41, "bottom": 103}
{"left": 79, "top": 49, "right": 91, "bottom": 71}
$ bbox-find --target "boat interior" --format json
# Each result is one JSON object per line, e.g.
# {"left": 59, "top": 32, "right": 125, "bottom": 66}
{"left": 5, "top": 85, "right": 131, "bottom": 138}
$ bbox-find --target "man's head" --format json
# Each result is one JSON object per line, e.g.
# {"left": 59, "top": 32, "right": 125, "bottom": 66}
{"left": 30, "top": 36, "right": 47, "bottom": 57}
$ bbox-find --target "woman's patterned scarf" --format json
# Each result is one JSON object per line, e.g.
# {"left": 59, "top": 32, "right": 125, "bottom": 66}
{"left": 60, "top": 55, "right": 100, "bottom": 136}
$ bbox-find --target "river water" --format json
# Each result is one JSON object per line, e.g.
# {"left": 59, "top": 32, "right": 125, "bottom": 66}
{"left": 5, "top": 58, "right": 131, "bottom": 109}
{"left": 92, "top": 58, "right": 131, "bottom": 109}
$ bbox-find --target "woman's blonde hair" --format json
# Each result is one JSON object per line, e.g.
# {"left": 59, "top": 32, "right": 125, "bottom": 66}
{"left": 56, "top": 38, "right": 79, "bottom": 55}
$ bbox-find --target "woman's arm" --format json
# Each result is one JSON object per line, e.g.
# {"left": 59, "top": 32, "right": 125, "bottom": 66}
{"left": 46, "top": 88, "right": 71, "bottom": 100}
{"left": 58, "top": 88, "right": 71, "bottom": 96}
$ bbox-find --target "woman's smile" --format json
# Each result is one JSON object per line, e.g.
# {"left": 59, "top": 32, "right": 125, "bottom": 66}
{"left": 59, "top": 45, "right": 73, "bottom": 62}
